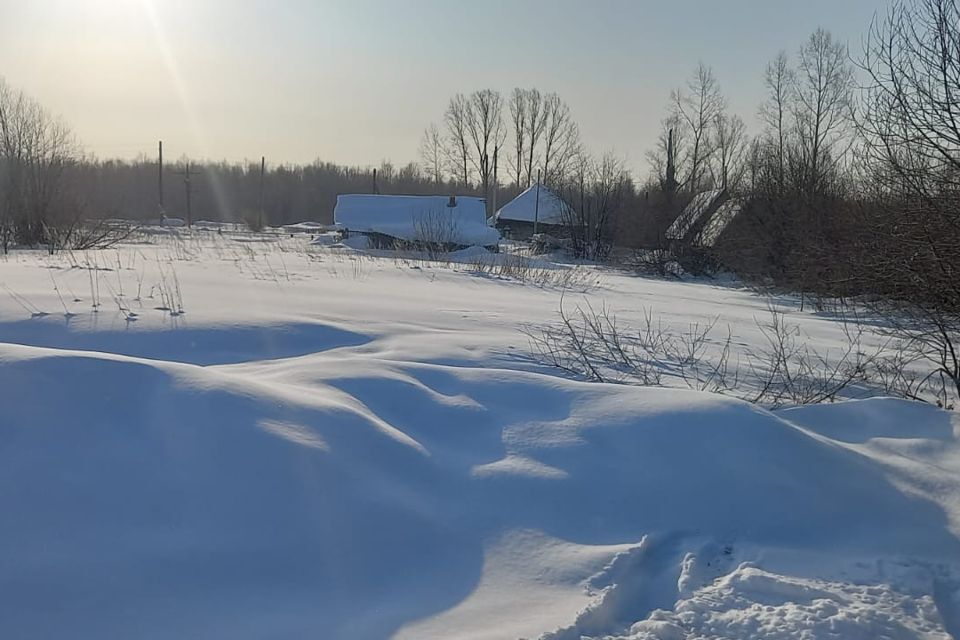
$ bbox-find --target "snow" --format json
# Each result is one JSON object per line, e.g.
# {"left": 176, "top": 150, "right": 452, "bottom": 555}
{"left": 495, "top": 183, "right": 568, "bottom": 225}
{"left": 334, "top": 194, "right": 500, "bottom": 247}
{"left": 0, "top": 231, "right": 958, "bottom": 639}
{"left": 618, "top": 564, "right": 951, "bottom": 640}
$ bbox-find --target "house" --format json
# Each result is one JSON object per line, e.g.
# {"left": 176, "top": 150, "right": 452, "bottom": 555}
{"left": 493, "top": 183, "right": 570, "bottom": 239}
{"left": 333, "top": 194, "right": 500, "bottom": 250}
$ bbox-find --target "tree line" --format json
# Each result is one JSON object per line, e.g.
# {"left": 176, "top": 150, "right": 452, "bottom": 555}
{"left": 70, "top": 157, "right": 473, "bottom": 229}
{"left": 420, "top": 88, "right": 582, "bottom": 193}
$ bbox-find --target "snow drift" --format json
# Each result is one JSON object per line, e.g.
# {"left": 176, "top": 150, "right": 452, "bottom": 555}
{"left": 1, "top": 331, "right": 958, "bottom": 639}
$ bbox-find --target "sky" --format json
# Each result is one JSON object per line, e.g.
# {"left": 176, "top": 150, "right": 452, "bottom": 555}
{"left": 0, "top": 0, "right": 884, "bottom": 176}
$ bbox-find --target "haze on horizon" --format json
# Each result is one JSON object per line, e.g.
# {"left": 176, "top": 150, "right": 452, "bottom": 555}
{"left": 1, "top": 0, "right": 882, "bottom": 174}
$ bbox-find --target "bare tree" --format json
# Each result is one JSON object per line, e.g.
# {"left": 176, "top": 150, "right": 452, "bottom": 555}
{"left": 672, "top": 64, "right": 725, "bottom": 194}
{"left": 444, "top": 94, "right": 472, "bottom": 187}
{"left": 711, "top": 111, "right": 748, "bottom": 191}
{"left": 0, "top": 77, "right": 78, "bottom": 251}
{"left": 559, "top": 152, "right": 628, "bottom": 260}
{"left": 522, "top": 89, "right": 548, "bottom": 187}
{"left": 418, "top": 123, "right": 445, "bottom": 185}
{"left": 526, "top": 304, "right": 883, "bottom": 407}
{"left": 508, "top": 88, "right": 528, "bottom": 188}
{"left": 0, "top": 79, "right": 24, "bottom": 250}
{"left": 862, "top": 0, "right": 960, "bottom": 206}
{"left": 507, "top": 88, "right": 551, "bottom": 189}
{"left": 646, "top": 111, "right": 690, "bottom": 207}
{"left": 759, "top": 52, "right": 795, "bottom": 193}
{"left": 541, "top": 93, "right": 581, "bottom": 187}
{"left": 466, "top": 89, "right": 506, "bottom": 214}
{"left": 792, "top": 28, "right": 856, "bottom": 195}
{"left": 857, "top": 0, "right": 960, "bottom": 400}
{"left": 508, "top": 90, "right": 579, "bottom": 189}
{"left": 440, "top": 88, "right": 578, "bottom": 196}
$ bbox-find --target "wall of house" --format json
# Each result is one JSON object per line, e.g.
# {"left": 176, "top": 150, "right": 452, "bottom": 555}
{"left": 496, "top": 220, "right": 569, "bottom": 240}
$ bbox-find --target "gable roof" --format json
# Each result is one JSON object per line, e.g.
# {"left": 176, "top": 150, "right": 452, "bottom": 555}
{"left": 494, "top": 183, "right": 569, "bottom": 225}
{"left": 698, "top": 199, "right": 742, "bottom": 247}
{"left": 334, "top": 194, "right": 500, "bottom": 247}
{"left": 665, "top": 189, "right": 726, "bottom": 241}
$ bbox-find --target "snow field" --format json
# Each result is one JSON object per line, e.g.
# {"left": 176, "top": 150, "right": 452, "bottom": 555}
{"left": 0, "top": 231, "right": 958, "bottom": 639}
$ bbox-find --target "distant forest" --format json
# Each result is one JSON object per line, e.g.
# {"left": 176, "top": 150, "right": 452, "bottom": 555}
{"left": 71, "top": 158, "right": 510, "bottom": 227}
{"left": 68, "top": 85, "right": 615, "bottom": 229}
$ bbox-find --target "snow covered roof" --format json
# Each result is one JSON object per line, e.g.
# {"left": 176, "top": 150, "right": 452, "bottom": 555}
{"left": 282, "top": 221, "right": 329, "bottom": 233}
{"left": 698, "top": 199, "right": 742, "bottom": 247}
{"left": 665, "top": 189, "right": 726, "bottom": 241}
{"left": 495, "top": 183, "right": 569, "bottom": 225}
{"left": 334, "top": 194, "right": 500, "bottom": 247}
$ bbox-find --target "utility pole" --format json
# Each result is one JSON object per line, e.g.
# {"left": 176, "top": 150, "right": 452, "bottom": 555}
{"left": 533, "top": 169, "right": 542, "bottom": 236}
{"left": 491, "top": 145, "right": 499, "bottom": 221}
{"left": 174, "top": 161, "right": 199, "bottom": 228}
{"left": 258, "top": 156, "right": 265, "bottom": 230}
{"left": 483, "top": 152, "right": 489, "bottom": 215}
{"left": 157, "top": 140, "right": 164, "bottom": 219}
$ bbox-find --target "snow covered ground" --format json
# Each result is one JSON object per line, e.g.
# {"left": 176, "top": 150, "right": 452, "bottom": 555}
{"left": 0, "top": 230, "right": 958, "bottom": 639}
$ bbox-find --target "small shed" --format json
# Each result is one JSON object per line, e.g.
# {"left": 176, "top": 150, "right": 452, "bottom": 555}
{"left": 333, "top": 194, "right": 500, "bottom": 250}
{"left": 494, "top": 183, "right": 570, "bottom": 239}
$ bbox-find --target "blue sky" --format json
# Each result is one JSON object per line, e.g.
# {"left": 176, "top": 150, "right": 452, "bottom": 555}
{"left": 0, "top": 0, "right": 883, "bottom": 175}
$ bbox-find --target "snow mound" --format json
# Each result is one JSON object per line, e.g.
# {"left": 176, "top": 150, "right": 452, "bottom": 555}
{"left": 1, "top": 330, "right": 959, "bottom": 638}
